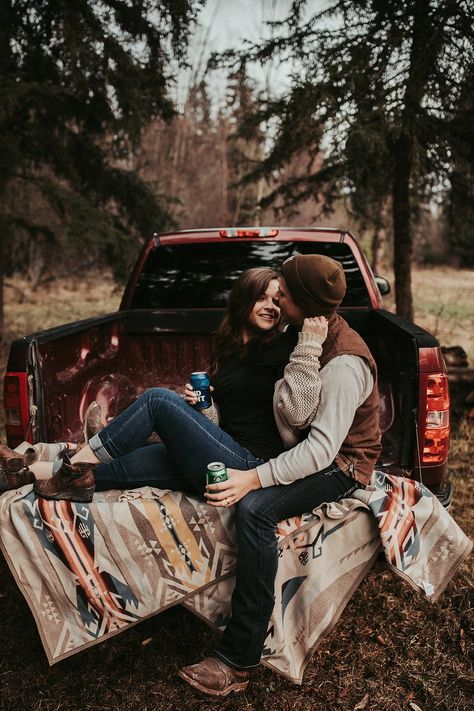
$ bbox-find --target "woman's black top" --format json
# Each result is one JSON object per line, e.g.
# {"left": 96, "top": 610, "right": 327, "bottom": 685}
{"left": 211, "top": 329, "right": 297, "bottom": 461}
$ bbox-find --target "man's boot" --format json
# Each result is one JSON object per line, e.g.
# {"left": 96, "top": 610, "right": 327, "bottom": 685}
{"left": 0, "top": 445, "right": 36, "bottom": 492}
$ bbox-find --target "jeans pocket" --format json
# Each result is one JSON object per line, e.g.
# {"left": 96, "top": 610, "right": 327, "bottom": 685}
{"left": 338, "top": 482, "right": 359, "bottom": 500}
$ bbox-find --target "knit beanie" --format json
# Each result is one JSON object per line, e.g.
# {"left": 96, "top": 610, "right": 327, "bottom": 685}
{"left": 281, "top": 254, "right": 346, "bottom": 316}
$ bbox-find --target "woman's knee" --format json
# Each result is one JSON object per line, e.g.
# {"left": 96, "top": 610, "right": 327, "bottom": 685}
{"left": 144, "top": 387, "right": 182, "bottom": 405}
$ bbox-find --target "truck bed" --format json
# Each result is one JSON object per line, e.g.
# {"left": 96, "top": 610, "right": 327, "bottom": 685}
{"left": 5, "top": 228, "right": 450, "bottom": 498}
{"left": 6, "top": 306, "right": 440, "bottom": 488}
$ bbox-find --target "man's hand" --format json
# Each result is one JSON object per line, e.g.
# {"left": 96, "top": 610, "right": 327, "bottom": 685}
{"left": 302, "top": 316, "right": 328, "bottom": 340}
{"left": 205, "top": 468, "right": 261, "bottom": 507}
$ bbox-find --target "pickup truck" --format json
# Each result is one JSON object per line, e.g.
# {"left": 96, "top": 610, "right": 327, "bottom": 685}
{"left": 3, "top": 226, "right": 452, "bottom": 504}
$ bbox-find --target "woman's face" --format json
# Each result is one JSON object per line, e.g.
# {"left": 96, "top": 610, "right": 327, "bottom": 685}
{"left": 245, "top": 278, "right": 281, "bottom": 335}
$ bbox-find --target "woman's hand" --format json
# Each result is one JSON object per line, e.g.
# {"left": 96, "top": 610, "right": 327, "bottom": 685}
{"left": 302, "top": 316, "right": 328, "bottom": 341}
{"left": 184, "top": 383, "right": 214, "bottom": 406}
{"left": 205, "top": 468, "right": 261, "bottom": 507}
{"left": 183, "top": 382, "right": 197, "bottom": 406}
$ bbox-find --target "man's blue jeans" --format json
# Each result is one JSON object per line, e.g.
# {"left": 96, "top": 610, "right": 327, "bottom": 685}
{"left": 89, "top": 387, "right": 360, "bottom": 670}
{"left": 214, "top": 463, "right": 361, "bottom": 670}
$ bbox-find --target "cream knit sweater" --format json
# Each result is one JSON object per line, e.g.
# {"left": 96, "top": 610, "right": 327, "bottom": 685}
{"left": 272, "top": 331, "right": 324, "bottom": 448}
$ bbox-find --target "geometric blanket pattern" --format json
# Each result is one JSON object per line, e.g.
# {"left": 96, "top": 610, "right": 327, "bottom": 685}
{"left": 352, "top": 471, "right": 473, "bottom": 603}
{"left": 183, "top": 500, "right": 381, "bottom": 681}
{"left": 0, "top": 485, "right": 380, "bottom": 683}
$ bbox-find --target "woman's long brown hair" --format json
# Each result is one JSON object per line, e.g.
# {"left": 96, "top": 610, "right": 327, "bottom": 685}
{"left": 210, "top": 267, "right": 280, "bottom": 377}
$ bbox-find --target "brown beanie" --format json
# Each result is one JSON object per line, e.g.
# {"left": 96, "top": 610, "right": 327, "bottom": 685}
{"left": 281, "top": 254, "right": 346, "bottom": 316}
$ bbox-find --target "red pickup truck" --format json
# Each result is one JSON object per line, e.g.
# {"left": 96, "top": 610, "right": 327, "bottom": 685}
{"left": 3, "top": 227, "right": 451, "bottom": 504}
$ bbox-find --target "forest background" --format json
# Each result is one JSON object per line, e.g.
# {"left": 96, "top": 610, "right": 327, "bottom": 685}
{"left": 0, "top": 2, "right": 473, "bottom": 710}
{"left": 1, "top": 0, "right": 473, "bottom": 334}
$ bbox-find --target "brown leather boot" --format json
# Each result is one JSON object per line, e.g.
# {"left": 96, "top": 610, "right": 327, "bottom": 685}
{"left": 0, "top": 453, "right": 36, "bottom": 492}
{"left": 22, "top": 447, "right": 38, "bottom": 466}
{"left": 0, "top": 443, "right": 37, "bottom": 468}
{"left": 83, "top": 401, "right": 103, "bottom": 443}
{"left": 178, "top": 657, "right": 251, "bottom": 697}
{"left": 34, "top": 456, "right": 95, "bottom": 503}
{"left": 75, "top": 401, "right": 103, "bottom": 451}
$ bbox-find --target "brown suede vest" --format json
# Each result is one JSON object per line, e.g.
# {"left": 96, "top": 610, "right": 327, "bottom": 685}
{"left": 320, "top": 314, "right": 381, "bottom": 485}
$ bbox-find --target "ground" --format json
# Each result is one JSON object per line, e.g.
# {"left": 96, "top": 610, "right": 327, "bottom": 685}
{"left": 0, "top": 268, "right": 472, "bottom": 711}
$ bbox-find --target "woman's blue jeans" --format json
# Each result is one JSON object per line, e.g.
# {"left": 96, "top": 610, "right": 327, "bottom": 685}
{"left": 89, "top": 387, "right": 263, "bottom": 493}
{"left": 89, "top": 387, "right": 361, "bottom": 671}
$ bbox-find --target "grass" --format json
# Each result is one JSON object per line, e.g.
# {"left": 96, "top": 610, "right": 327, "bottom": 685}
{"left": 3, "top": 272, "right": 120, "bottom": 340}
{"left": 0, "top": 267, "right": 473, "bottom": 711}
{"left": 383, "top": 267, "right": 474, "bottom": 363}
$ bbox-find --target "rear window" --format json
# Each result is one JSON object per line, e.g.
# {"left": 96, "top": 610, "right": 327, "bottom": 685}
{"left": 130, "top": 240, "right": 370, "bottom": 309}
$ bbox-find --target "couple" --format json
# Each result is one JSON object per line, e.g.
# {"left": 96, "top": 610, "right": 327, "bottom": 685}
{"left": 1, "top": 254, "right": 381, "bottom": 697}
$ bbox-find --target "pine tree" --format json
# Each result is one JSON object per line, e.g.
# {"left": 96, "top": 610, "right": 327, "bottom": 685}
{"left": 0, "top": 0, "right": 200, "bottom": 336}
{"left": 443, "top": 63, "right": 474, "bottom": 267}
{"left": 229, "top": 0, "right": 474, "bottom": 319}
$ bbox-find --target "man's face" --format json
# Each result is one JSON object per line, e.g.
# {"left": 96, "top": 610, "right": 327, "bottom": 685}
{"left": 275, "top": 277, "right": 305, "bottom": 327}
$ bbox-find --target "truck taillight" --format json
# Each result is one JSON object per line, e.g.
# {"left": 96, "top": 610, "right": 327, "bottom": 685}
{"left": 418, "top": 373, "right": 450, "bottom": 465}
{"left": 3, "top": 372, "right": 30, "bottom": 447}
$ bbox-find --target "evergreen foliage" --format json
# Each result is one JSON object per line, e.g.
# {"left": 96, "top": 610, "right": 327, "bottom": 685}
{"left": 224, "top": 0, "right": 474, "bottom": 319}
{"left": 0, "top": 0, "right": 201, "bottom": 332}
{"left": 443, "top": 62, "right": 474, "bottom": 267}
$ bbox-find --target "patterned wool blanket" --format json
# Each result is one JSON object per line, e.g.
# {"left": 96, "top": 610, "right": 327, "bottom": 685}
{"left": 352, "top": 471, "right": 472, "bottom": 603}
{"left": 0, "top": 474, "right": 471, "bottom": 683}
{"left": 0, "top": 486, "right": 380, "bottom": 683}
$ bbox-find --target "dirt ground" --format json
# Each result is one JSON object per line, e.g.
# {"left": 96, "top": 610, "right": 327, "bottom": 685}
{"left": 0, "top": 270, "right": 473, "bottom": 711}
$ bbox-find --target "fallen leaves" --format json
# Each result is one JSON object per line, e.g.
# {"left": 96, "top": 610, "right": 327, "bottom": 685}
{"left": 353, "top": 693, "right": 369, "bottom": 710}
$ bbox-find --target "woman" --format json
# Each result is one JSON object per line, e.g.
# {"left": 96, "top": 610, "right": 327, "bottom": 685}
{"left": 5, "top": 267, "right": 323, "bottom": 501}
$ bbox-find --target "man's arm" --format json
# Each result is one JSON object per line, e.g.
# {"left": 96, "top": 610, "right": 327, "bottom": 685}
{"left": 205, "top": 355, "right": 374, "bottom": 506}
{"left": 258, "top": 355, "right": 373, "bottom": 487}
{"left": 273, "top": 318, "right": 326, "bottom": 448}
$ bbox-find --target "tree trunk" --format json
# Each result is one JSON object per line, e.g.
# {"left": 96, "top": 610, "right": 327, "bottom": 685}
{"left": 370, "top": 199, "right": 389, "bottom": 274}
{"left": 0, "top": 3, "right": 10, "bottom": 342}
{"left": 370, "top": 227, "right": 383, "bottom": 274}
{"left": 0, "top": 227, "right": 4, "bottom": 343}
{"left": 220, "top": 122, "right": 229, "bottom": 224}
{"left": 0, "top": 168, "right": 8, "bottom": 340}
{"left": 392, "top": 132, "right": 414, "bottom": 322}
{"left": 391, "top": 0, "right": 433, "bottom": 322}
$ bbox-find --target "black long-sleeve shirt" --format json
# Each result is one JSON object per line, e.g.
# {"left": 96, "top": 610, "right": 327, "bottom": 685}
{"left": 211, "top": 331, "right": 297, "bottom": 461}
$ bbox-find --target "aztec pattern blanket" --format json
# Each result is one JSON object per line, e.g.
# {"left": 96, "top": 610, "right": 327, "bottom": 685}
{"left": 0, "top": 473, "right": 471, "bottom": 683}
{"left": 0, "top": 485, "right": 380, "bottom": 683}
{"left": 352, "top": 471, "right": 472, "bottom": 603}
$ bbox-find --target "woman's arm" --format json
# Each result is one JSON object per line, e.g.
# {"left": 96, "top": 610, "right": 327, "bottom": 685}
{"left": 274, "top": 317, "right": 327, "bottom": 447}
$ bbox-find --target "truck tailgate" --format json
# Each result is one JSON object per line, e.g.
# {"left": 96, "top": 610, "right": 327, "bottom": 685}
{"left": 6, "top": 310, "right": 222, "bottom": 446}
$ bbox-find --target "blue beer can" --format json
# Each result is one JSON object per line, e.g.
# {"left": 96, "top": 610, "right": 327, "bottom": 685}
{"left": 190, "top": 371, "right": 212, "bottom": 410}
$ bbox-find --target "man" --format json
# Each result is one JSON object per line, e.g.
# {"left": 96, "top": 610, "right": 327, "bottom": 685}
{"left": 178, "top": 253, "right": 382, "bottom": 696}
